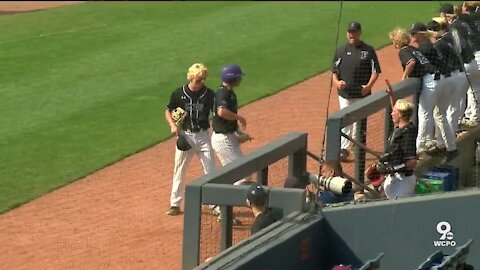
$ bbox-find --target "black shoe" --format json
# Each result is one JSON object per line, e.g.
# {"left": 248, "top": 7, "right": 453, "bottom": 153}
{"left": 340, "top": 149, "right": 350, "bottom": 161}
{"left": 442, "top": 150, "right": 459, "bottom": 163}
{"left": 233, "top": 218, "right": 242, "bottom": 226}
{"left": 166, "top": 206, "right": 181, "bottom": 216}
{"left": 425, "top": 146, "right": 447, "bottom": 157}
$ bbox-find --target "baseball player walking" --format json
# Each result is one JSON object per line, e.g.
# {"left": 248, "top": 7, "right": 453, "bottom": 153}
{"left": 332, "top": 21, "right": 381, "bottom": 161}
{"left": 165, "top": 63, "right": 216, "bottom": 216}
{"left": 211, "top": 64, "right": 252, "bottom": 185}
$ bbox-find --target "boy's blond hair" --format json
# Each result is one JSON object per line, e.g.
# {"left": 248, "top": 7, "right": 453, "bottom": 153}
{"left": 187, "top": 63, "right": 208, "bottom": 81}
{"left": 388, "top": 27, "right": 410, "bottom": 48}
{"left": 395, "top": 99, "right": 414, "bottom": 120}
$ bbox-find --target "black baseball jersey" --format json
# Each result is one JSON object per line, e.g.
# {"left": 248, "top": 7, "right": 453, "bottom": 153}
{"left": 418, "top": 39, "right": 445, "bottom": 71}
{"left": 439, "top": 32, "right": 469, "bottom": 68}
{"left": 166, "top": 85, "right": 215, "bottom": 131}
{"left": 251, "top": 208, "right": 283, "bottom": 235}
{"left": 383, "top": 122, "right": 417, "bottom": 175}
{"left": 459, "top": 12, "right": 480, "bottom": 51}
{"left": 398, "top": 45, "right": 437, "bottom": 78}
{"left": 434, "top": 36, "right": 463, "bottom": 73}
{"left": 332, "top": 41, "right": 381, "bottom": 99}
{"left": 449, "top": 18, "right": 476, "bottom": 63}
{"left": 440, "top": 32, "right": 455, "bottom": 48}
{"left": 212, "top": 86, "right": 238, "bottom": 133}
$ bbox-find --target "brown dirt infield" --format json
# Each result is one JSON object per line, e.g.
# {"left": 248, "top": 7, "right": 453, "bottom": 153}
{"left": 0, "top": 1, "right": 83, "bottom": 15}
{"left": 0, "top": 3, "right": 403, "bottom": 269}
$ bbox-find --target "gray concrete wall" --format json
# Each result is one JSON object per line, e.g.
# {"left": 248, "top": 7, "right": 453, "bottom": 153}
{"left": 196, "top": 212, "right": 328, "bottom": 270}
{"left": 201, "top": 189, "right": 480, "bottom": 269}
{"left": 322, "top": 189, "right": 480, "bottom": 269}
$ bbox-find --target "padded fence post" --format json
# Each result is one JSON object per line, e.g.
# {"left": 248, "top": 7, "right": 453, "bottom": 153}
{"left": 325, "top": 118, "right": 342, "bottom": 162}
{"left": 257, "top": 167, "right": 269, "bottom": 185}
{"left": 412, "top": 90, "right": 420, "bottom": 127}
{"left": 220, "top": 205, "right": 233, "bottom": 251}
{"left": 288, "top": 135, "right": 308, "bottom": 184}
{"left": 354, "top": 118, "right": 367, "bottom": 184}
{"left": 182, "top": 184, "right": 203, "bottom": 269}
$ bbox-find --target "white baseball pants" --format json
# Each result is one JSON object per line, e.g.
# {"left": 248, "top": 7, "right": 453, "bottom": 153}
{"left": 417, "top": 73, "right": 443, "bottom": 151}
{"left": 432, "top": 75, "right": 458, "bottom": 151}
{"left": 463, "top": 58, "right": 480, "bottom": 121}
{"left": 383, "top": 173, "right": 416, "bottom": 199}
{"left": 170, "top": 130, "right": 216, "bottom": 207}
{"left": 211, "top": 132, "right": 251, "bottom": 184}
{"left": 443, "top": 70, "right": 469, "bottom": 135}
{"left": 338, "top": 96, "right": 361, "bottom": 150}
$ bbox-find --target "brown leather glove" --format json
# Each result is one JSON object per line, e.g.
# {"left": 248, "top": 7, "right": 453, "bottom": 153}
{"left": 236, "top": 128, "right": 253, "bottom": 143}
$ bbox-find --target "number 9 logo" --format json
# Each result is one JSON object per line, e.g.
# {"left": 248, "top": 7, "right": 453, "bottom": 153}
{"left": 436, "top": 221, "right": 452, "bottom": 240}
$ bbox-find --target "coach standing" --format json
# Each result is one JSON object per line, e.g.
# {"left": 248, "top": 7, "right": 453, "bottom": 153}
{"left": 165, "top": 63, "right": 216, "bottom": 216}
{"left": 332, "top": 21, "right": 382, "bottom": 161}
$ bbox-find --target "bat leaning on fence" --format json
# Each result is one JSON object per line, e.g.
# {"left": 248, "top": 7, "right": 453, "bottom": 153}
{"left": 384, "top": 79, "right": 396, "bottom": 109}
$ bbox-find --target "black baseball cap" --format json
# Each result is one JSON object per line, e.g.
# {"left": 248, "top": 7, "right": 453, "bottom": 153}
{"left": 247, "top": 184, "right": 268, "bottom": 206}
{"left": 439, "top": 3, "right": 454, "bottom": 14}
{"left": 347, "top": 21, "right": 361, "bottom": 32}
{"left": 426, "top": 20, "right": 440, "bottom": 32}
{"left": 409, "top": 22, "right": 427, "bottom": 34}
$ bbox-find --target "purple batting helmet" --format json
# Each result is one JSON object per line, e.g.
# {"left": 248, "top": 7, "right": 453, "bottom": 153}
{"left": 221, "top": 64, "right": 245, "bottom": 83}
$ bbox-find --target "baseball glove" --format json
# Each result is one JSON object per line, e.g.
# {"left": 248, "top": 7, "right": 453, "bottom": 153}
{"left": 236, "top": 128, "right": 253, "bottom": 143}
{"left": 176, "top": 134, "right": 192, "bottom": 151}
{"left": 171, "top": 107, "right": 187, "bottom": 127}
{"left": 365, "top": 163, "right": 384, "bottom": 187}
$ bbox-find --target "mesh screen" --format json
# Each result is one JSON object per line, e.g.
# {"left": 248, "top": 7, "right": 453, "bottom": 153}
{"left": 199, "top": 205, "right": 221, "bottom": 263}
{"left": 198, "top": 156, "right": 291, "bottom": 261}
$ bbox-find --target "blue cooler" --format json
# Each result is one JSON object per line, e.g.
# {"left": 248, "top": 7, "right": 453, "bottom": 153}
{"left": 420, "top": 169, "right": 457, "bottom": 192}
{"left": 431, "top": 165, "right": 459, "bottom": 191}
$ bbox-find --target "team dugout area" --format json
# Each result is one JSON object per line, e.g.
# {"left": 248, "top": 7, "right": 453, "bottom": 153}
{"left": 182, "top": 75, "right": 480, "bottom": 269}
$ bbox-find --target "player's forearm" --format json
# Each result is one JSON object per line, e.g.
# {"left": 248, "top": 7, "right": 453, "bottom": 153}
{"left": 403, "top": 61, "right": 415, "bottom": 79}
{"left": 332, "top": 73, "right": 340, "bottom": 84}
{"left": 217, "top": 107, "right": 243, "bottom": 121}
{"left": 366, "top": 72, "right": 379, "bottom": 88}
{"left": 405, "top": 158, "right": 417, "bottom": 171}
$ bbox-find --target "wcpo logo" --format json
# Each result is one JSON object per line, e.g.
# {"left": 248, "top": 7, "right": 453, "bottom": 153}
{"left": 433, "top": 221, "right": 456, "bottom": 247}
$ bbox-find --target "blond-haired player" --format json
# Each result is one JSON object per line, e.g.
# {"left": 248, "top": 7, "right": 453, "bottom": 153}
{"left": 165, "top": 63, "right": 216, "bottom": 216}
{"left": 379, "top": 99, "right": 418, "bottom": 199}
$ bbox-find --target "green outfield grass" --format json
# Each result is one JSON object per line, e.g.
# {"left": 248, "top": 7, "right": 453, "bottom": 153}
{"left": 0, "top": 1, "right": 454, "bottom": 213}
